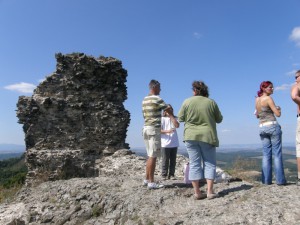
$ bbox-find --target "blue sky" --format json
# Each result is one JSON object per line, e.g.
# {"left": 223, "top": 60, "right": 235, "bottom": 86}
{"left": 1, "top": 0, "right": 300, "bottom": 148}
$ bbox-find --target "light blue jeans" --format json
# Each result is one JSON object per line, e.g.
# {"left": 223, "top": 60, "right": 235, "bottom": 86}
{"left": 259, "top": 124, "right": 286, "bottom": 185}
{"left": 185, "top": 140, "right": 216, "bottom": 180}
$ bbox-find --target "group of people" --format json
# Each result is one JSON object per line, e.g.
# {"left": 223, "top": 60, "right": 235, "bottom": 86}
{"left": 142, "top": 79, "right": 222, "bottom": 199}
{"left": 142, "top": 70, "right": 300, "bottom": 200}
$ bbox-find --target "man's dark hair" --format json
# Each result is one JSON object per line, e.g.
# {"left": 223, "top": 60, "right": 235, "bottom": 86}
{"left": 192, "top": 81, "right": 209, "bottom": 97}
{"left": 149, "top": 80, "right": 160, "bottom": 89}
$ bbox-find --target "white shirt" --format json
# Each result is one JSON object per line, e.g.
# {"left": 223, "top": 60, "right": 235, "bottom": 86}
{"left": 161, "top": 116, "right": 179, "bottom": 148}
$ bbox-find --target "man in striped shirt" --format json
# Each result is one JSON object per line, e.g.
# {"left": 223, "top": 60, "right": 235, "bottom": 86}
{"left": 142, "top": 79, "right": 174, "bottom": 189}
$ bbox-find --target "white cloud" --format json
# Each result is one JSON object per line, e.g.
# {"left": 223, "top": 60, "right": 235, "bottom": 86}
{"left": 193, "top": 32, "right": 203, "bottom": 39}
{"left": 221, "top": 129, "right": 231, "bottom": 133}
{"left": 275, "top": 83, "right": 293, "bottom": 91}
{"left": 4, "top": 82, "right": 36, "bottom": 94}
{"left": 286, "top": 70, "right": 297, "bottom": 77}
{"left": 289, "top": 27, "right": 300, "bottom": 47}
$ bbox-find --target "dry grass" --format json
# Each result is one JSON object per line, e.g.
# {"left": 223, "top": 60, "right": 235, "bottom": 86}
{"left": 0, "top": 185, "right": 23, "bottom": 204}
{"left": 226, "top": 156, "right": 261, "bottom": 183}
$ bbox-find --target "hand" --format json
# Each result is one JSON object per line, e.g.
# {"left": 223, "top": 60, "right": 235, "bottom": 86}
{"left": 168, "top": 129, "right": 174, "bottom": 134}
{"left": 165, "top": 108, "right": 174, "bottom": 116}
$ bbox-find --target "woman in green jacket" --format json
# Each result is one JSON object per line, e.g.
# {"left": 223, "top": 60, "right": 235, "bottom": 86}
{"left": 178, "top": 81, "right": 223, "bottom": 200}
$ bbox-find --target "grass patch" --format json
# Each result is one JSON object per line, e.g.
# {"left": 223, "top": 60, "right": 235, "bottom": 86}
{"left": 0, "top": 185, "right": 23, "bottom": 203}
{"left": 0, "top": 154, "right": 27, "bottom": 203}
{"left": 226, "top": 156, "right": 261, "bottom": 183}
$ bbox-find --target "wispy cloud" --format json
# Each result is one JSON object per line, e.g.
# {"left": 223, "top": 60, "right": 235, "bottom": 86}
{"left": 286, "top": 70, "right": 297, "bottom": 77}
{"left": 275, "top": 83, "right": 293, "bottom": 91}
{"left": 4, "top": 82, "right": 36, "bottom": 93}
{"left": 193, "top": 32, "right": 203, "bottom": 39}
{"left": 289, "top": 26, "right": 300, "bottom": 47}
{"left": 221, "top": 129, "right": 231, "bottom": 133}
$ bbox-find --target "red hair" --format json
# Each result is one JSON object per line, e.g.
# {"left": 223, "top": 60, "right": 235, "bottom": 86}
{"left": 257, "top": 81, "right": 273, "bottom": 97}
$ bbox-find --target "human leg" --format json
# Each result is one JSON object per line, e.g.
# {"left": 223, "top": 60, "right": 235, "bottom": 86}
{"left": 296, "top": 118, "right": 300, "bottom": 184}
{"left": 146, "top": 157, "right": 157, "bottom": 182}
{"left": 192, "top": 180, "right": 205, "bottom": 199}
{"left": 271, "top": 125, "right": 286, "bottom": 184}
{"left": 199, "top": 142, "right": 216, "bottom": 180}
{"left": 199, "top": 141, "right": 217, "bottom": 197}
{"left": 143, "top": 126, "right": 161, "bottom": 184}
{"left": 169, "top": 147, "right": 178, "bottom": 177}
{"left": 206, "top": 179, "right": 219, "bottom": 199}
{"left": 161, "top": 147, "right": 169, "bottom": 178}
{"left": 185, "top": 141, "right": 204, "bottom": 198}
{"left": 297, "top": 158, "right": 300, "bottom": 185}
{"left": 147, "top": 155, "right": 164, "bottom": 189}
{"left": 260, "top": 127, "right": 272, "bottom": 184}
{"left": 185, "top": 141, "right": 203, "bottom": 181}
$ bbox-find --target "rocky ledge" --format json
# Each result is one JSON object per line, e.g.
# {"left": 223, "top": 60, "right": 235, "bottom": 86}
{"left": 0, "top": 149, "right": 299, "bottom": 225}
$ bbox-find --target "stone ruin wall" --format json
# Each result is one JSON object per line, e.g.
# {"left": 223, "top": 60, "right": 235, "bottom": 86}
{"left": 16, "top": 53, "right": 130, "bottom": 185}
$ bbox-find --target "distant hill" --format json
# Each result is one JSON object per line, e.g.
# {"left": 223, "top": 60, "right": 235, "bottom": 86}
{"left": 0, "top": 144, "right": 25, "bottom": 153}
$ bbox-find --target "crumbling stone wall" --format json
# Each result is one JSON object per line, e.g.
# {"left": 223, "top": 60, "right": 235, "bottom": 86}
{"left": 17, "top": 53, "right": 130, "bottom": 185}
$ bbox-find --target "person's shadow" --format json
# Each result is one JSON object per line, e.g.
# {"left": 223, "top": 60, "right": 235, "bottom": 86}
{"left": 162, "top": 180, "right": 208, "bottom": 189}
{"left": 162, "top": 181, "right": 253, "bottom": 198}
{"left": 218, "top": 184, "right": 253, "bottom": 197}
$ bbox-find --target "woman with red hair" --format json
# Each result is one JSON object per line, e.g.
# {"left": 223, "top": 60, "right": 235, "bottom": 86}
{"left": 255, "top": 81, "right": 286, "bottom": 185}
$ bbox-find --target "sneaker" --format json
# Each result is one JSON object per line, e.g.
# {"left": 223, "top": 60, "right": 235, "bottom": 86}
{"left": 162, "top": 176, "right": 168, "bottom": 180}
{"left": 297, "top": 178, "right": 300, "bottom": 186}
{"left": 147, "top": 182, "right": 164, "bottom": 189}
{"left": 169, "top": 175, "right": 177, "bottom": 180}
{"left": 143, "top": 180, "right": 149, "bottom": 187}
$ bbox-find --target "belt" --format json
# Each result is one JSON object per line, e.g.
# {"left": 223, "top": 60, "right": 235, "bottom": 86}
{"left": 259, "top": 121, "right": 277, "bottom": 127}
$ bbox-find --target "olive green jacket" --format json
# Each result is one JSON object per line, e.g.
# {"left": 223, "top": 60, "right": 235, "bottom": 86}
{"left": 178, "top": 96, "right": 223, "bottom": 147}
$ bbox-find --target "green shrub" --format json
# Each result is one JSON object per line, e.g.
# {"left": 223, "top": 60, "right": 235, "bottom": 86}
{"left": 0, "top": 154, "right": 28, "bottom": 203}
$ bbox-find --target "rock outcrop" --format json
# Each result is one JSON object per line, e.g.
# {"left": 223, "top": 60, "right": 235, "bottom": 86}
{"left": 16, "top": 53, "right": 130, "bottom": 185}
{"left": 0, "top": 150, "right": 299, "bottom": 225}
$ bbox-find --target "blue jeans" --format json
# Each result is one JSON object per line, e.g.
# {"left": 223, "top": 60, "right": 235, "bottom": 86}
{"left": 259, "top": 124, "right": 286, "bottom": 185}
{"left": 184, "top": 140, "right": 216, "bottom": 180}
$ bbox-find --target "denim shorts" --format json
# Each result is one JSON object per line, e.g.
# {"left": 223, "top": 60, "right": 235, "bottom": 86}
{"left": 185, "top": 140, "right": 216, "bottom": 180}
{"left": 143, "top": 126, "right": 161, "bottom": 158}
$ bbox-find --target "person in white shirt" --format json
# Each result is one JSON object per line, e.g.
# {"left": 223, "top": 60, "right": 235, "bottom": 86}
{"left": 161, "top": 104, "right": 180, "bottom": 179}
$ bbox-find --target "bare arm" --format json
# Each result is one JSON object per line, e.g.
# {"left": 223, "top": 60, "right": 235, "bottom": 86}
{"left": 161, "top": 129, "right": 173, "bottom": 134}
{"left": 169, "top": 114, "right": 179, "bottom": 128}
{"left": 255, "top": 97, "right": 259, "bottom": 118}
{"left": 161, "top": 114, "right": 179, "bottom": 134}
{"left": 291, "top": 84, "right": 300, "bottom": 105}
{"left": 267, "top": 96, "right": 281, "bottom": 117}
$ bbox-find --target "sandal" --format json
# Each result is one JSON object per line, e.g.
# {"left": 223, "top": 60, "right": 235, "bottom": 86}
{"left": 207, "top": 193, "right": 219, "bottom": 200}
{"left": 194, "top": 193, "right": 206, "bottom": 200}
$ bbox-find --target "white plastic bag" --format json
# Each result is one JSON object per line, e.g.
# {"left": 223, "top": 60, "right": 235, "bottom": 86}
{"left": 183, "top": 162, "right": 192, "bottom": 184}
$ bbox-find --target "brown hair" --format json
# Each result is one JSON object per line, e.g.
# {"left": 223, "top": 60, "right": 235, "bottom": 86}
{"left": 163, "top": 104, "right": 173, "bottom": 117}
{"left": 192, "top": 81, "right": 209, "bottom": 97}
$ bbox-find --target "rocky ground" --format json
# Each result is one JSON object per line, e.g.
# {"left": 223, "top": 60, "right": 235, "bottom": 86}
{"left": 0, "top": 149, "right": 299, "bottom": 225}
